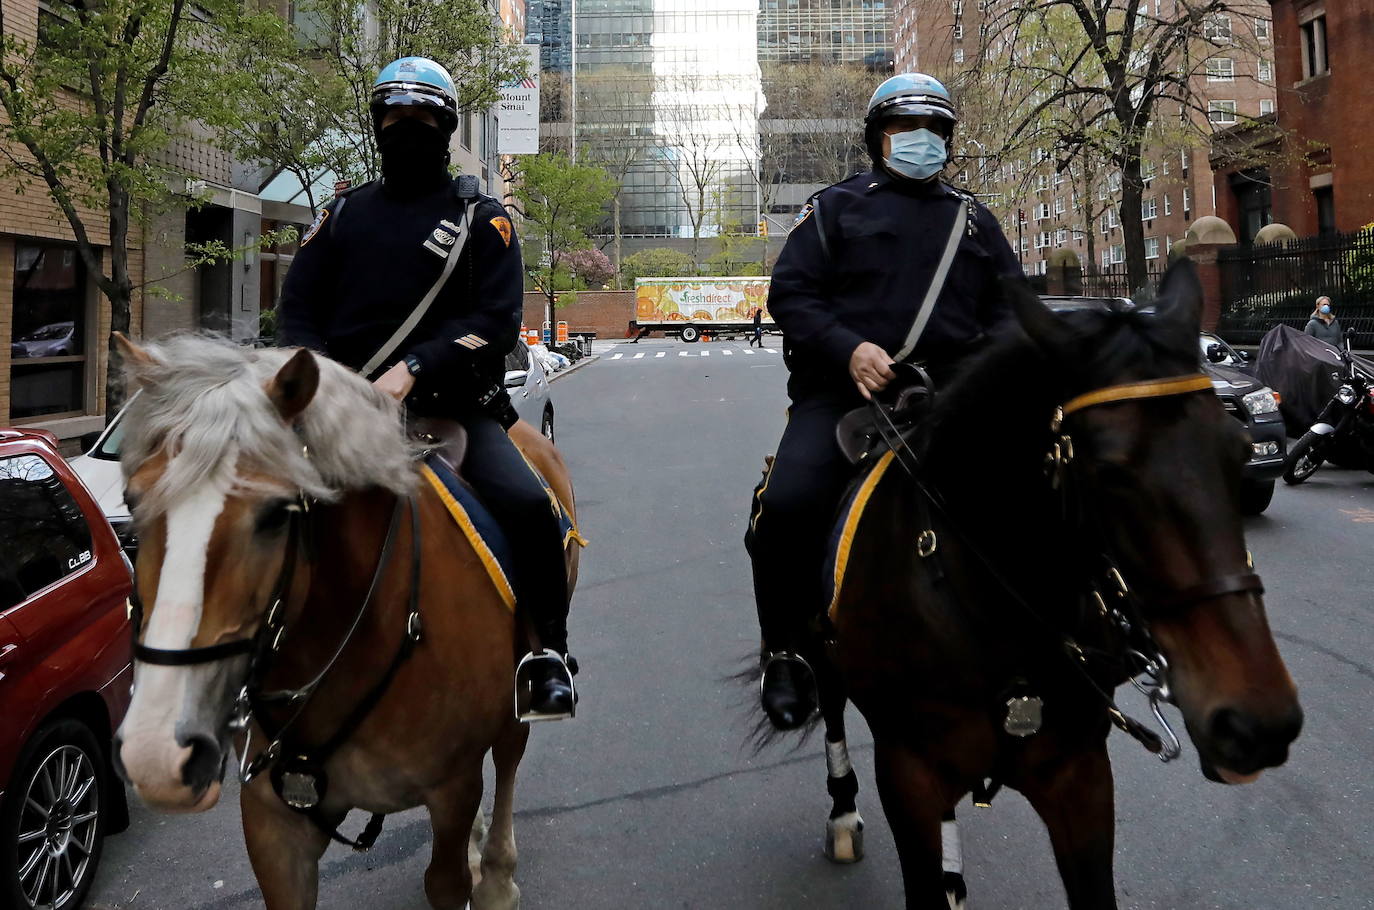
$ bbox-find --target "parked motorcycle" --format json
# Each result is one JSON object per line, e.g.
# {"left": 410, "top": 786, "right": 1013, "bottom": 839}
{"left": 1283, "top": 329, "right": 1374, "bottom": 484}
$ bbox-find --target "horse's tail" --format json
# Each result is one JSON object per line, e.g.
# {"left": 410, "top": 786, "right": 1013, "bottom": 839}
{"left": 730, "top": 652, "right": 824, "bottom": 755}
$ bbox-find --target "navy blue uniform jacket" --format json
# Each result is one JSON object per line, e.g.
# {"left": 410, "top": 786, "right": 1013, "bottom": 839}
{"left": 278, "top": 179, "right": 524, "bottom": 411}
{"left": 769, "top": 171, "right": 1023, "bottom": 398}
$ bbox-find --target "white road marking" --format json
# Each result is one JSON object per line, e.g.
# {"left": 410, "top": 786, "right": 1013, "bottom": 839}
{"left": 741, "top": 349, "right": 754, "bottom": 355}
{"left": 765, "top": 348, "right": 778, "bottom": 353}
{"left": 722, "top": 349, "right": 733, "bottom": 355}
{"left": 701, "top": 350, "right": 709, "bottom": 357}
{"left": 679, "top": 351, "right": 693, "bottom": 357}
{"left": 633, "top": 352, "right": 645, "bottom": 359}
{"left": 610, "top": 353, "right": 624, "bottom": 360}
{"left": 655, "top": 351, "right": 666, "bottom": 358}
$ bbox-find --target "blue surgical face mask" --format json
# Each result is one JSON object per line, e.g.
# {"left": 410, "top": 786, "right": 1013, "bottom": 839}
{"left": 1320, "top": 304, "right": 1332, "bottom": 315}
{"left": 886, "top": 128, "right": 947, "bottom": 181}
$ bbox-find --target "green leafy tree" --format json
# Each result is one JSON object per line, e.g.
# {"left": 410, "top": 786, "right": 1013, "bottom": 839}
{"left": 0, "top": 0, "right": 289, "bottom": 411}
{"left": 511, "top": 153, "right": 617, "bottom": 330}
{"left": 619, "top": 248, "right": 696, "bottom": 285}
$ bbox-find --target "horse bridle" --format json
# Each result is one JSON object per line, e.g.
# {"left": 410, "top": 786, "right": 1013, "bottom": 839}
{"left": 126, "top": 492, "right": 422, "bottom": 849}
{"left": 872, "top": 371, "right": 1265, "bottom": 761}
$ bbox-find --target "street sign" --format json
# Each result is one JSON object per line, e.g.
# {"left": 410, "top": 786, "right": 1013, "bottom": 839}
{"left": 498, "top": 46, "right": 540, "bottom": 155}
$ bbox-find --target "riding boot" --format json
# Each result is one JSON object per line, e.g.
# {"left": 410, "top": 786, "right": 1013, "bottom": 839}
{"left": 517, "top": 606, "right": 577, "bottom": 721}
{"left": 760, "top": 650, "right": 818, "bottom": 730}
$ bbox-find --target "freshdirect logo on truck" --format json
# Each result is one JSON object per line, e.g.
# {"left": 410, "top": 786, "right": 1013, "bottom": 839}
{"left": 635, "top": 277, "right": 772, "bottom": 325}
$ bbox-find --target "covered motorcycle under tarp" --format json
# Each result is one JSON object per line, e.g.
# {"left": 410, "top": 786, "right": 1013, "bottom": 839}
{"left": 1257, "top": 324, "right": 1374, "bottom": 465}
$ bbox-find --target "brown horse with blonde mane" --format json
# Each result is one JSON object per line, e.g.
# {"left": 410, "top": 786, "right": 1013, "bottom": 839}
{"left": 111, "top": 333, "right": 578, "bottom": 910}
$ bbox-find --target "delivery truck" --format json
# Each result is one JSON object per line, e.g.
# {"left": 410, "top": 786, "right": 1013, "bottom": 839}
{"left": 633, "top": 277, "right": 774, "bottom": 343}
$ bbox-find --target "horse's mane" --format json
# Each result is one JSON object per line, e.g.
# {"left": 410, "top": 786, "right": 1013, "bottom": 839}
{"left": 922, "top": 297, "right": 1199, "bottom": 454}
{"left": 120, "top": 334, "right": 415, "bottom": 517}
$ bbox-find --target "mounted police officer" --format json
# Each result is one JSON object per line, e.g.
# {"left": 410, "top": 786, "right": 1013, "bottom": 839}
{"left": 278, "top": 56, "right": 578, "bottom": 721}
{"left": 746, "top": 73, "right": 1023, "bottom": 729}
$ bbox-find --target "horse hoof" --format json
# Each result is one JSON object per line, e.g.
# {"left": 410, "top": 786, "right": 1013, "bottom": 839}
{"left": 944, "top": 870, "right": 968, "bottom": 909}
{"left": 824, "top": 811, "right": 865, "bottom": 864}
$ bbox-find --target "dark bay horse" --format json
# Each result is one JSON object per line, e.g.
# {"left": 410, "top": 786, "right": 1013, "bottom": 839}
{"left": 112, "top": 334, "right": 580, "bottom": 910}
{"left": 788, "top": 261, "right": 1302, "bottom": 908}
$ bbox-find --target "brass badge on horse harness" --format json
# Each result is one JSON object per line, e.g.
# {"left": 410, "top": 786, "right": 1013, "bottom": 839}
{"left": 1004, "top": 695, "right": 1044, "bottom": 737}
{"left": 273, "top": 755, "right": 328, "bottom": 811}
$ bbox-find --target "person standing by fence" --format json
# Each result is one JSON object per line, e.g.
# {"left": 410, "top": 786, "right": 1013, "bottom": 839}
{"left": 1304, "top": 296, "right": 1343, "bottom": 346}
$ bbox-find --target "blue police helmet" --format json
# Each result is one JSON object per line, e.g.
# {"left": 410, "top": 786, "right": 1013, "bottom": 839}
{"left": 371, "top": 56, "right": 460, "bottom": 138}
{"left": 866, "top": 73, "right": 958, "bottom": 131}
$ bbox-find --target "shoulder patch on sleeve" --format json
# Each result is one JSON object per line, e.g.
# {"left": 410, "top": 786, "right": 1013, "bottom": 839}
{"left": 489, "top": 216, "right": 513, "bottom": 248}
{"left": 299, "top": 208, "right": 329, "bottom": 247}
{"left": 793, "top": 202, "right": 814, "bottom": 227}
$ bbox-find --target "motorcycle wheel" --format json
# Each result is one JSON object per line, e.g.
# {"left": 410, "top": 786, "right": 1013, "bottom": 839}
{"left": 1282, "top": 432, "right": 1326, "bottom": 485}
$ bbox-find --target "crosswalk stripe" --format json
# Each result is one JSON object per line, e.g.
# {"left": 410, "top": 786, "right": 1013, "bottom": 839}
{"left": 764, "top": 348, "right": 778, "bottom": 354}
{"left": 741, "top": 349, "right": 754, "bottom": 355}
{"left": 610, "top": 353, "right": 624, "bottom": 360}
{"left": 722, "top": 349, "right": 733, "bottom": 355}
{"left": 633, "top": 352, "right": 645, "bottom": 359}
{"left": 679, "top": 351, "right": 692, "bottom": 357}
{"left": 701, "top": 351, "right": 709, "bottom": 357}
{"left": 655, "top": 351, "right": 666, "bottom": 358}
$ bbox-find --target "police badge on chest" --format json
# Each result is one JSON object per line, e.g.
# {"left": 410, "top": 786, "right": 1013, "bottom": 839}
{"left": 422, "top": 219, "right": 464, "bottom": 258}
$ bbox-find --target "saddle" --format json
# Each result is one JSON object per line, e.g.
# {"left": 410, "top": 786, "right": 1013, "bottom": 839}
{"left": 409, "top": 416, "right": 468, "bottom": 474}
{"left": 835, "top": 363, "right": 936, "bottom": 465}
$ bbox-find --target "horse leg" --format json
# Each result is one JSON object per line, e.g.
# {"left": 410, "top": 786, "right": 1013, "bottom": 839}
{"left": 818, "top": 666, "right": 863, "bottom": 864}
{"left": 940, "top": 810, "right": 967, "bottom": 909}
{"left": 873, "top": 738, "right": 953, "bottom": 910}
{"left": 1017, "top": 743, "right": 1118, "bottom": 910}
{"left": 472, "top": 721, "right": 529, "bottom": 910}
{"left": 241, "top": 780, "right": 330, "bottom": 910}
{"left": 423, "top": 763, "right": 485, "bottom": 910}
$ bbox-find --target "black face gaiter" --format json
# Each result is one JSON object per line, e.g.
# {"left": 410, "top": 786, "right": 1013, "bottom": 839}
{"left": 378, "top": 118, "right": 450, "bottom": 197}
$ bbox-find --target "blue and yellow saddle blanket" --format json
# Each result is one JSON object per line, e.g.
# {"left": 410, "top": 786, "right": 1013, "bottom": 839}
{"left": 823, "top": 450, "right": 898, "bottom": 621}
{"left": 419, "top": 453, "right": 580, "bottom": 612}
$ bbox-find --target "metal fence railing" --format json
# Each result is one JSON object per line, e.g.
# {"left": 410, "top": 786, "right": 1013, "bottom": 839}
{"left": 1079, "top": 262, "right": 1167, "bottom": 300}
{"left": 1217, "top": 229, "right": 1374, "bottom": 346}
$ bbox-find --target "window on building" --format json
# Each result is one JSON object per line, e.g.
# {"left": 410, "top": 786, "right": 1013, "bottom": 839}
{"left": 1204, "top": 14, "right": 1231, "bottom": 41}
{"left": 1315, "top": 186, "right": 1336, "bottom": 236}
{"left": 1035, "top": 202, "right": 1050, "bottom": 220}
{"left": 1053, "top": 171, "right": 1065, "bottom": 187}
{"left": 951, "top": 0, "right": 962, "bottom": 15}
{"left": 1259, "top": 98, "right": 1275, "bottom": 116}
{"left": 1142, "top": 159, "right": 1156, "bottom": 181}
{"left": 1164, "top": 194, "right": 1172, "bottom": 216}
{"left": 0, "top": 454, "right": 93, "bottom": 609}
{"left": 953, "top": 23, "right": 963, "bottom": 39}
{"left": 1208, "top": 100, "right": 1237, "bottom": 123}
{"left": 461, "top": 113, "right": 473, "bottom": 150}
{"left": 1142, "top": 197, "right": 1157, "bottom": 220}
{"left": 1181, "top": 149, "right": 1190, "bottom": 171}
{"left": 1183, "top": 187, "right": 1191, "bottom": 214}
{"left": 1108, "top": 170, "right": 1121, "bottom": 191}
{"left": 1254, "top": 17, "right": 1270, "bottom": 41}
{"left": 10, "top": 242, "right": 88, "bottom": 420}
{"left": 1258, "top": 59, "right": 1273, "bottom": 82}
{"left": 1302, "top": 15, "right": 1328, "bottom": 78}
{"left": 1055, "top": 197, "right": 1065, "bottom": 215}
{"left": 1111, "top": 243, "right": 1125, "bottom": 264}
{"left": 1055, "top": 227, "right": 1067, "bottom": 245}
{"left": 1145, "top": 237, "right": 1160, "bottom": 260}
{"left": 1035, "top": 173, "right": 1049, "bottom": 191}
{"left": 953, "top": 48, "right": 964, "bottom": 63}
{"left": 1102, "top": 249, "right": 1112, "bottom": 269}
{"left": 1036, "top": 231, "right": 1051, "bottom": 249}
{"left": 1206, "top": 57, "right": 1235, "bottom": 81}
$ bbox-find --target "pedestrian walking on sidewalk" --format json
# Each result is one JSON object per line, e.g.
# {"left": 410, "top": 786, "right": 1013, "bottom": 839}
{"left": 751, "top": 307, "right": 764, "bottom": 347}
{"left": 1304, "top": 296, "right": 1343, "bottom": 346}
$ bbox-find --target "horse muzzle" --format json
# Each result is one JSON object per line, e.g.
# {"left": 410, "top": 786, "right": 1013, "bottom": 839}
{"left": 1193, "top": 702, "right": 1304, "bottom": 784}
{"left": 114, "top": 726, "right": 229, "bottom": 811}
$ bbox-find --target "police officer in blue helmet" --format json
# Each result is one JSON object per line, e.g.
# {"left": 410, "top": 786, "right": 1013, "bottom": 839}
{"left": 746, "top": 73, "right": 1023, "bottom": 729}
{"left": 279, "top": 57, "right": 579, "bottom": 721}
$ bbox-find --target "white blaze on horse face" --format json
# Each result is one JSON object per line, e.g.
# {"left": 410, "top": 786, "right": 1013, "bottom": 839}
{"left": 119, "top": 479, "right": 230, "bottom": 804}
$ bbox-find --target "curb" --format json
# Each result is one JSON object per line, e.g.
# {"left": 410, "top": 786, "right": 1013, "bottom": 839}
{"left": 548, "top": 353, "right": 600, "bottom": 383}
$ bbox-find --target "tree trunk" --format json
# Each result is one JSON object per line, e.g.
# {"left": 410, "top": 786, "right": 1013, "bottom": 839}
{"left": 104, "top": 190, "right": 135, "bottom": 417}
{"left": 1119, "top": 151, "right": 1147, "bottom": 294}
{"left": 613, "top": 196, "right": 622, "bottom": 290}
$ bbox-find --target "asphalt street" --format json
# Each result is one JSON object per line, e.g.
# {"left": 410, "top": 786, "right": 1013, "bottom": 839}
{"left": 91, "top": 337, "right": 1374, "bottom": 909}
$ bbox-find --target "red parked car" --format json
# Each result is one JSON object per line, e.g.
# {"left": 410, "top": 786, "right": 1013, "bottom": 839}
{"left": 0, "top": 428, "right": 132, "bottom": 909}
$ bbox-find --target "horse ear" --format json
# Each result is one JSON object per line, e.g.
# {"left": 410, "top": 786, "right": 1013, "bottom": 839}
{"left": 266, "top": 349, "right": 319, "bottom": 422}
{"left": 1004, "top": 278, "right": 1073, "bottom": 353}
{"left": 114, "top": 332, "right": 156, "bottom": 387}
{"left": 1154, "top": 257, "right": 1203, "bottom": 336}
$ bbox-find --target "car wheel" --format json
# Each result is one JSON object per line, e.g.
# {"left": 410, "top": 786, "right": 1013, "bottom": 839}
{"left": 541, "top": 408, "right": 555, "bottom": 444}
{"left": 680, "top": 325, "right": 700, "bottom": 343}
{"left": 1239, "top": 479, "right": 1275, "bottom": 515}
{"left": 1, "top": 718, "right": 108, "bottom": 910}
{"left": 1282, "top": 432, "right": 1325, "bottom": 485}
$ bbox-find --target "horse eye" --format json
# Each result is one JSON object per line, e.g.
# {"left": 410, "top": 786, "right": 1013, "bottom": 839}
{"left": 255, "top": 501, "right": 294, "bottom": 534}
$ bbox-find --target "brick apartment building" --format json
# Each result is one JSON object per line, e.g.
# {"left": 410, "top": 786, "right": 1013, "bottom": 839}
{"left": 1261, "top": 0, "right": 1372, "bottom": 235}
{"left": 895, "top": 0, "right": 1277, "bottom": 273}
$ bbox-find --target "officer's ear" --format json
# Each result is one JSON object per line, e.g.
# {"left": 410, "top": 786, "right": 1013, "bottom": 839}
{"left": 266, "top": 348, "right": 319, "bottom": 423}
{"left": 1005, "top": 279, "right": 1073, "bottom": 356}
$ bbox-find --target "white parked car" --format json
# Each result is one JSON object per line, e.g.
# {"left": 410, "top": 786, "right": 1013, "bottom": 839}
{"left": 506, "top": 340, "right": 556, "bottom": 441}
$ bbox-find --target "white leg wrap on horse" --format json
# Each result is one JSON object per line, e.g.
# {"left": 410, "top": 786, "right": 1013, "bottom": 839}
{"left": 825, "top": 738, "right": 853, "bottom": 778}
{"left": 941, "top": 820, "right": 963, "bottom": 875}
